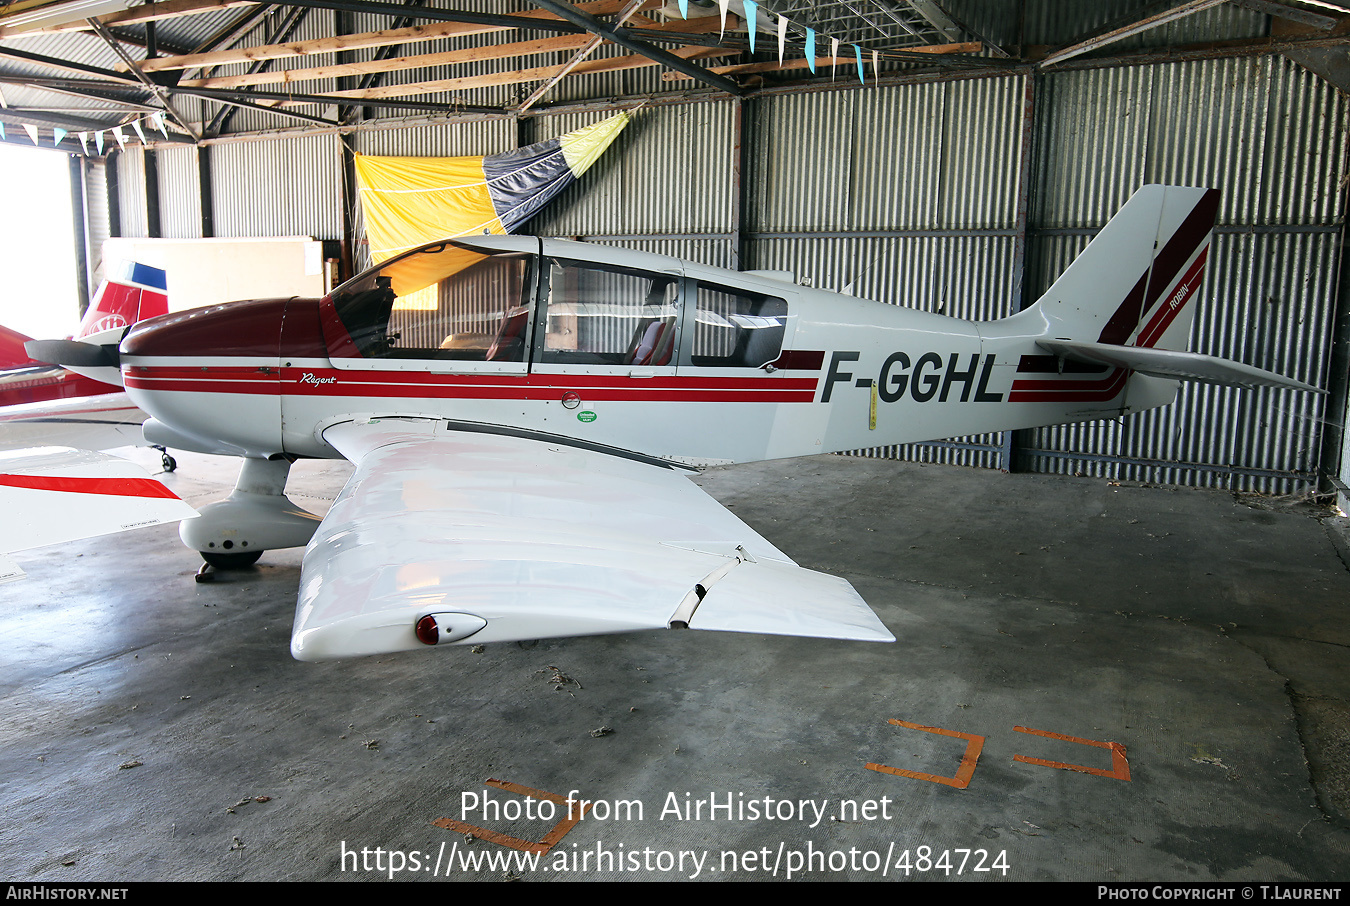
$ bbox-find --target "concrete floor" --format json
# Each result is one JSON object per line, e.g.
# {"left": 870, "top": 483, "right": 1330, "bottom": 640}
{"left": 0, "top": 448, "right": 1347, "bottom": 882}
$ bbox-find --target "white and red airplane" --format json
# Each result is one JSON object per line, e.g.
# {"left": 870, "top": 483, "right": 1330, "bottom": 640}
{"left": 21, "top": 185, "right": 1317, "bottom": 660}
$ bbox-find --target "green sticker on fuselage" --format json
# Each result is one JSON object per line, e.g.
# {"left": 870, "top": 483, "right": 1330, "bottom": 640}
{"left": 577, "top": 410, "right": 597, "bottom": 423}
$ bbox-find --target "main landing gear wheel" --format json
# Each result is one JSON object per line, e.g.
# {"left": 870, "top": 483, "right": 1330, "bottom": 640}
{"left": 200, "top": 550, "right": 263, "bottom": 569}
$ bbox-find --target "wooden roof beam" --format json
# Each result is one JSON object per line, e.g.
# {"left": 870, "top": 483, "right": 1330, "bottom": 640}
{"left": 6, "top": 0, "right": 260, "bottom": 37}
{"left": 258, "top": 44, "right": 734, "bottom": 106}
{"left": 178, "top": 13, "right": 725, "bottom": 90}
{"left": 1039, "top": 0, "right": 1229, "bottom": 68}
{"left": 518, "top": 0, "right": 649, "bottom": 113}
{"left": 133, "top": 0, "right": 649, "bottom": 72}
{"left": 528, "top": 0, "right": 744, "bottom": 95}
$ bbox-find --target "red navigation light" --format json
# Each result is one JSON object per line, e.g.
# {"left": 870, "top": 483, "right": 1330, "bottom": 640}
{"left": 415, "top": 614, "right": 439, "bottom": 646}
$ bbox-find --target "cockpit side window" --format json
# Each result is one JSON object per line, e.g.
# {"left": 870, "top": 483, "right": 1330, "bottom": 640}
{"left": 540, "top": 259, "right": 680, "bottom": 366}
{"left": 330, "top": 244, "right": 534, "bottom": 361}
{"left": 690, "top": 284, "right": 788, "bottom": 368}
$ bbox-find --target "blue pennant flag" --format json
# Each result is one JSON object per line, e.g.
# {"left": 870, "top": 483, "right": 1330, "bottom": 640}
{"left": 854, "top": 44, "right": 864, "bottom": 84}
{"left": 744, "top": 0, "right": 758, "bottom": 54}
{"left": 806, "top": 28, "right": 816, "bottom": 73}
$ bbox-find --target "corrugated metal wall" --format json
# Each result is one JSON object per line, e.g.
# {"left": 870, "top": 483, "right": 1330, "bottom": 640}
{"left": 156, "top": 145, "right": 202, "bottom": 240}
{"left": 208, "top": 134, "right": 344, "bottom": 239}
{"left": 105, "top": 43, "right": 1348, "bottom": 494}
{"left": 1025, "top": 56, "right": 1345, "bottom": 492}
{"left": 112, "top": 146, "right": 148, "bottom": 239}
{"left": 82, "top": 158, "right": 110, "bottom": 293}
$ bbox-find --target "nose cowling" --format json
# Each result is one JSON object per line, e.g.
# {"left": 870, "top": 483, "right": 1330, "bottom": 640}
{"left": 120, "top": 298, "right": 298, "bottom": 459}
{"left": 121, "top": 297, "right": 292, "bottom": 358}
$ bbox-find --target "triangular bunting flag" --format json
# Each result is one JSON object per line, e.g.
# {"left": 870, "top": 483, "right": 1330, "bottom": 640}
{"left": 53, "top": 127, "right": 67, "bottom": 146}
{"left": 79, "top": 132, "right": 90, "bottom": 154}
{"left": 113, "top": 125, "right": 126, "bottom": 150}
{"left": 132, "top": 119, "right": 147, "bottom": 143}
{"left": 873, "top": 50, "right": 881, "bottom": 77}
{"left": 0, "top": 122, "right": 6, "bottom": 141}
{"left": 717, "top": 0, "right": 729, "bottom": 38}
{"left": 154, "top": 112, "right": 168, "bottom": 138}
{"left": 23, "top": 124, "right": 38, "bottom": 145}
{"left": 854, "top": 44, "right": 865, "bottom": 84}
{"left": 744, "top": 0, "right": 758, "bottom": 54}
{"left": 95, "top": 131, "right": 104, "bottom": 154}
{"left": 831, "top": 37, "right": 840, "bottom": 79}
{"left": 806, "top": 28, "right": 816, "bottom": 73}
{"left": 777, "top": 14, "right": 787, "bottom": 64}
{"left": 0, "top": 86, "right": 7, "bottom": 109}
{"left": 677, "top": 0, "right": 687, "bottom": 18}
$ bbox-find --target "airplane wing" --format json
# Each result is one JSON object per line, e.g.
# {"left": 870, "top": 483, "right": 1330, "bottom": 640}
{"left": 0, "top": 445, "right": 196, "bottom": 582}
{"left": 291, "top": 418, "right": 894, "bottom": 660}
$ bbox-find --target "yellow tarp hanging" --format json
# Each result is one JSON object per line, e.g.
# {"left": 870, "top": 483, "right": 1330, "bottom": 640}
{"left": 354, "top": 112, "right": 631, "bottom": 272}
{"left": 353, "top": 154, "right": 502, "bottom": 266}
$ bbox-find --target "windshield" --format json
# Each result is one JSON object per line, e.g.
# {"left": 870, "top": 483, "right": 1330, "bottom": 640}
{"left": 330, "top": 241, "right": 535, "bottom": 361}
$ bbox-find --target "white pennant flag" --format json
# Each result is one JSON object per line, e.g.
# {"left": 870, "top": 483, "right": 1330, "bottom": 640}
{"left": 23, "top": 124, "right": 38, "bottom": 145}
{"left": 95, "top": 131, "right": 105, "bottom": 154}
{"left": 154, "top": 112, "right": 168, "bottom": 138}
{"left": 0, "top": 86, "right": 7, "bottom": 108}
{"left": 113, "top": 125, "right": 126, "bottom": 150}
{"left": 79, "top": 132, "right": 90, "bottom": 154}
{"left": 830, "top": 37, "right": 840, "bottom": 79}
{"left": 777, "top": 14, "right": 787, "bottom": 64}
{"left": 131, "top": 119, "right": 147, "bottom": 144}
{"left": 717, "top": 0, "right": 729, "bottom": 38}
{"left": 873, "top": 50, "right": 881, "bottom": 77}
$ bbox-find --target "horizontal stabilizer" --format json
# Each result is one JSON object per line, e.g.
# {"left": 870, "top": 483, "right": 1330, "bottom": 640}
{"left": 0, "top": 393, "right": 147, "bottom": 453}
{"left": 1038, "top": 340, "right": 1320, "bottom": 393}
{"left": 0, "top": 446, "right": 196, "bottom": 557}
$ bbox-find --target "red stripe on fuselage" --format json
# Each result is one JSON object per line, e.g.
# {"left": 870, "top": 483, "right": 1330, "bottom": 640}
{"left": 1008, "top": 367, "right": 1129, "bottom": 403}
{"left": 124, "top": 365, "right": 820, "bottom": 403}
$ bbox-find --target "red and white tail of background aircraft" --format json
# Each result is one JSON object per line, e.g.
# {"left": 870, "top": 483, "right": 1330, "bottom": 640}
{"left": 16, "top": 185, "right": 1319, "bottom": 660}
{"left": 0, "top": 261, "right": 167, "bottom": 451}
{"left": 0, "top": 262, "right": 180, "bottom": 582}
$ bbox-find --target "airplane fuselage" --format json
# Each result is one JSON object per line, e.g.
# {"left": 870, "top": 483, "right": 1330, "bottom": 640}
{"left": 118, "top": 237, "right": 1180, "bottom": 467}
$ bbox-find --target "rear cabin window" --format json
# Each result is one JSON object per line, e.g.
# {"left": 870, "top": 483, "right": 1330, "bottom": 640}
{"left": 691, "top": 284, "right": 787, "bottom": 367}
{"left": 541, "top": 260, "right": 679, "bottom": 366}
{"left": 331, "top": 243, "right": 534, "bottom": 361}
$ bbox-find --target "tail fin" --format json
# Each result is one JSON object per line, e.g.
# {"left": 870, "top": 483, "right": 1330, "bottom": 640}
{"left": 1022, "top": 185, "right": 1315, "bottom": 395}
{"left": 1031, "top": 185, "right": 1219, "bottom": 352}
{"left": 75, "top": 261, "right": 168, "bottom": 340}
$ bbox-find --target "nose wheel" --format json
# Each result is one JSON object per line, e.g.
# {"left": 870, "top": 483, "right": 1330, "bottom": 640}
{"left": 152, "top": 444, "right": 177, "bottom": 473}
{"left": 200, "top": 550, "right": 263, "bottom": 569}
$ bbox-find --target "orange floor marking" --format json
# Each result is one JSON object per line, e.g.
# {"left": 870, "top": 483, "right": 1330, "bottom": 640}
{"left": 1012, "top": 726, "right": 1131, "bottom": 781}
{"left": 433, "top": 778, "right": 592, "bottom": 853}
{"left": 865, "top": 719, "right": 985, "bottom": 789}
